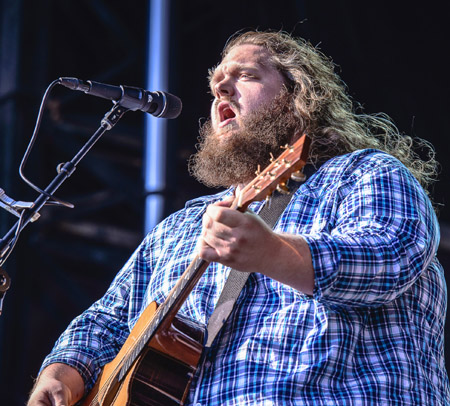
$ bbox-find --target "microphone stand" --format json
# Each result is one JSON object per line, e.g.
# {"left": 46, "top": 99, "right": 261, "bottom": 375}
{"left": 0, "top": 102, "right": 129, "bottom": 314}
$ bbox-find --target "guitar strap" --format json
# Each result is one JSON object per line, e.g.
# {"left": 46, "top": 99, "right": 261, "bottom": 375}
{"left": 205, "top": 178, "right": 304, "bottom": 348}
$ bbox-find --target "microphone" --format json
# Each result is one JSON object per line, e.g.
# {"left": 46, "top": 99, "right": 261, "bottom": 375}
{"left": 59, "top": 77, "right": 182, "bottom": 119}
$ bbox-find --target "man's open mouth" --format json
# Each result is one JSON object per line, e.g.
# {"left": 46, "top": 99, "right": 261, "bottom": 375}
{"left": 218, "top": 102, "right": 236, "bottom": 125}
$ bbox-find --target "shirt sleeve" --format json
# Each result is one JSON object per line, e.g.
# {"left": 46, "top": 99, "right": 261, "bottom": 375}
{"left": 302, "top": 155, "right": 440, "bottom": 309}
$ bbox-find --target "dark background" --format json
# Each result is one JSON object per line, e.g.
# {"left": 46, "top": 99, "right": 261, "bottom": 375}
{"left": 0, "top": 1, "right": 449, "bottom": 404}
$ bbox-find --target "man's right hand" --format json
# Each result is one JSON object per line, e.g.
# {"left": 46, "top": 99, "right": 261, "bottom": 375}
{"left": 27, "top": 363, "right": 85, "bottom": 406}
{"left": 27, "top": 378, "right": 72, "bottom": 406}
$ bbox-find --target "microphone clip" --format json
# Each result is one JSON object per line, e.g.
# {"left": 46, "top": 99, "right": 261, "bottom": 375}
{"left": 101, "top": 102, "right": 130, "bottom": 130}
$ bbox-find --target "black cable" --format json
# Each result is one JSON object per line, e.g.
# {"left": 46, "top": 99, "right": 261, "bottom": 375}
{"left": 18, "top": 78, "right": 73, "bottom": 208}
{"left": 0, "top": 210, "right": 25, "bottom": 267}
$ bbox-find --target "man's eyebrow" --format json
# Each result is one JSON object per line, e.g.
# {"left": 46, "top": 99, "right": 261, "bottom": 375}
{"left": 209, "top": 59, "right": 266, "bottom": 86}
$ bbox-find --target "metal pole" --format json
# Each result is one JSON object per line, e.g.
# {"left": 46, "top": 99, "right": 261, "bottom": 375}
{"left": 144, "top": 0, "right": 171, "bottom": 233}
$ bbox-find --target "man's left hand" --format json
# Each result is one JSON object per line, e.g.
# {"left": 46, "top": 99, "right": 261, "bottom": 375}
{"left": 199, "top": 198, "right": 315, "bottom": 295}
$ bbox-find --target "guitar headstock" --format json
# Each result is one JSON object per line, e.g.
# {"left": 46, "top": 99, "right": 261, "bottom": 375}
{"left": 234, "top": 133, "right": 310, "bottom": 210}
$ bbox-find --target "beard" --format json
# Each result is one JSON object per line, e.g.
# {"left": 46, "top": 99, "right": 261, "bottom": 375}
{"left": 188, "top": 91, "right": 301, "bottom": 188}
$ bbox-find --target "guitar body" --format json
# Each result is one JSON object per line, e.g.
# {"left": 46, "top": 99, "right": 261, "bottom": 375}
{"left": 82, "top": 301, "right": 205, "bottom": 406}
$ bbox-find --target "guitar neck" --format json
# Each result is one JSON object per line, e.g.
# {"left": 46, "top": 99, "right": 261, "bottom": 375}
{"left": 116, "top": 133, "right": 310, "bottom": 382}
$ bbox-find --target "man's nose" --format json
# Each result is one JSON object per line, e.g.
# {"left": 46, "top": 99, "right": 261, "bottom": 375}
{"left": 214, "top": 77, "right": 234, "bottom": 98}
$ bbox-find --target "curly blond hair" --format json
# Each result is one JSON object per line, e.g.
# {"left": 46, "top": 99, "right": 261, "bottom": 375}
{"left": 219, "top": 30, "right": 438, "bottom": 192}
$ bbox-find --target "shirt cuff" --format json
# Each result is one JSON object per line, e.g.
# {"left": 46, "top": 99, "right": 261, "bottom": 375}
{"left": 40, "top": 348, "right": 100, "bottom": 394}
{"left": 301, "top": 233, "right": 342, "bottom": 303}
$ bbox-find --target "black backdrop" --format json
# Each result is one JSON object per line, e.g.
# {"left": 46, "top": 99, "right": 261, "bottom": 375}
{"left": 0, "top": 1, "right": 449, "bottom": 404}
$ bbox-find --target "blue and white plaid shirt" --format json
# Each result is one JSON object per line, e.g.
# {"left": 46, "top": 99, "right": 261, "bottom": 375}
{"left": 42, "top": 149, "right": 449, "bottom": 405}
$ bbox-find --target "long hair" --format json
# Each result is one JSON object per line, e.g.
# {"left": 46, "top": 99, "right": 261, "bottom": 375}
{"left": 219, "top": 30, "right": 438, "bottom": 192}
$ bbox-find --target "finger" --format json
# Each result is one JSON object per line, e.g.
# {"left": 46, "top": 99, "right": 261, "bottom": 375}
{"left": 202, "top": 223, "right": 229, "bottom": 249}
{"left": 50, "top": 385, "right": 71, "bottom": 406}
{"left": 214, "top": 196, "right": 234, "bottom": 208}
{"left": 28, "top": 391, "right": 64, "bottom": 406}
{"left": 198, "top": 234, "right": 221, "bottom": 262}
{"left": 203, "top": 214, "right": 237, "bottom": 247}
{"left": 46, "top": 390, "right": 69, "bottom": 406}
{"left": 205, "top": 205, "right": 244, "bottom": 228}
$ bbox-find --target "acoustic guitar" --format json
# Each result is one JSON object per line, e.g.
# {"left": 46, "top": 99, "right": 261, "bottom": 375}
{"left": 82, "top": 134, "right": 310, "bottom": 406}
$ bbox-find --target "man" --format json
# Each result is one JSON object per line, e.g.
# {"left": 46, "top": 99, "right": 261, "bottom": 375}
{"left": 28, "top": 31, "right": 449, "bottom": 405}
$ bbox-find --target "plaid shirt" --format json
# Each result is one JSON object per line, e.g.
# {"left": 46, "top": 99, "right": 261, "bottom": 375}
{"left": 42, "top": 149, "right": 449, "bottom": 405}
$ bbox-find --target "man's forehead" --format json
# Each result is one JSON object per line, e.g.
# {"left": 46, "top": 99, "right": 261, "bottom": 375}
{"left": 210, "top": 44, "right": 272, "bottom": 80}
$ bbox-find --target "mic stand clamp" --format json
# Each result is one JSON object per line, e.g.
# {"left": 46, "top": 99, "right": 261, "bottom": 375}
{"left": 0, "top": 188, "right": 40, "bottom": 222}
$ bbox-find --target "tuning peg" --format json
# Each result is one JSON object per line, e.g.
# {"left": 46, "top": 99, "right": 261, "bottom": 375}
{"left": 269, "top": 153, "right": 280, "bottom": 167}
{"left": 290, "top": 170, "right": 306, "bottom": 182}
{"left": 276, "top": 182, "right": 290, "bottom": 194}
{"left": 280, "top": 144, "right": 294, "bottom": 152}
{"left": 282, "top": 158, "right": 291, "bottom": 167}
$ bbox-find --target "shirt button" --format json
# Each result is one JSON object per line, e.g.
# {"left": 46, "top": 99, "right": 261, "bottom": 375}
{"left": 195, "top": 403, "right": 202, "bottom": 406}
{"left": 204, "top": 361, "right": 211, "bottom": 369}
